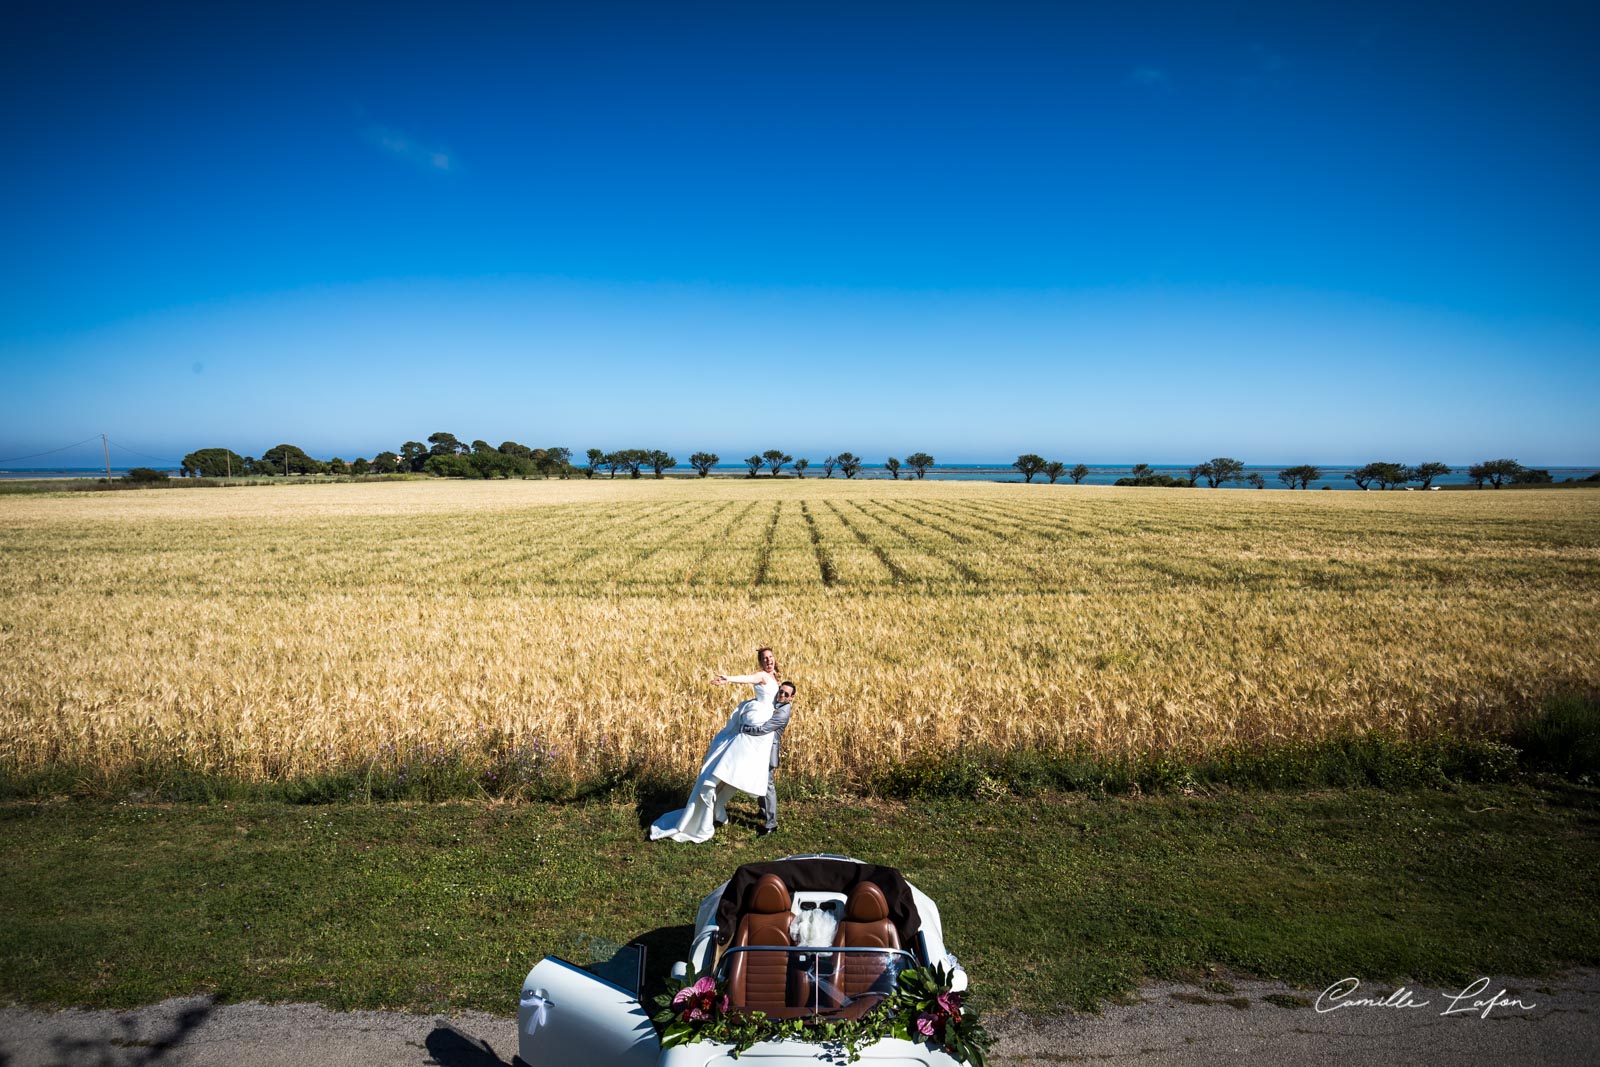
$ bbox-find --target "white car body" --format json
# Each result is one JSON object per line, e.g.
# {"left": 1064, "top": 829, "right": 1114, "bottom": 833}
{"left": 517, "top": 854, "right": 968, "bottom": 1066}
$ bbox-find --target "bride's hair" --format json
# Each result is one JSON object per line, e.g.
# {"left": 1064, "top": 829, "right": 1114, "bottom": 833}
{"left": 756, "top": 646, "right": 782, "bottom": 681}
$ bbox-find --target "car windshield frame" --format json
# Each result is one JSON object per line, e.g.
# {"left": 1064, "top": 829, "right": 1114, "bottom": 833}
{"left": 714, "top": 945, "right": 919, "bottom": 1020}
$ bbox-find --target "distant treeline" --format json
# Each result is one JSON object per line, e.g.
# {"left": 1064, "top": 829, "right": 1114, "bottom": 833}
{"left": 1068, "top": 457, "right": 1567, "bottom": 490}
{"left": 181, "top": 435, "right": 573, "bottom": 479}
{"left": 177, "top": 436, "right": 1581, "bottom": 490}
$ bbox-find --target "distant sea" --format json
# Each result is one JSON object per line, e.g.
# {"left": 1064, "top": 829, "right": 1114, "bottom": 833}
{"left": 4, "top": 464, "right": 1597, "bottom": 490}
{"left": 703, "top": 464, "right": 1600, "bottom": 489}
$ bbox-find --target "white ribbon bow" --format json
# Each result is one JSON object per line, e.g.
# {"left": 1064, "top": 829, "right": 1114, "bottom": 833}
{"left": 521, "top": 990, "right": 551, "bottom": 1035}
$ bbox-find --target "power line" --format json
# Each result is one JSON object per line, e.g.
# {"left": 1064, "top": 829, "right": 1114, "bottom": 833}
{"left": 0, "top": 435, "right": 104, "bottom": 465}
{"left": 105, "top": 439, "right": 186, "bottom": 465}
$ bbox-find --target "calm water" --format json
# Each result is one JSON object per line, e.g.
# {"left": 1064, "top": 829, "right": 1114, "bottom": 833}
{"left": 704, "top": 463, "right": 1600, "bottom": 489}
{"left": 5, "top": 464, "right": 1597, "bottom": 490}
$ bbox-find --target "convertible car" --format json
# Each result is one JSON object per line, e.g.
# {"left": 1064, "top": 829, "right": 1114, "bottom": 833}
{"left": 517, "top": 854, "right": 972, "bottom": 1066}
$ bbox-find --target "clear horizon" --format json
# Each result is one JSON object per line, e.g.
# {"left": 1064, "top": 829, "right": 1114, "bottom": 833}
{"left": 3, "top": 2, "right": 1597, "bottom": 465}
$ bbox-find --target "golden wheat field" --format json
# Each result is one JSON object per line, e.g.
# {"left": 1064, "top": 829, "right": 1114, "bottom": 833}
{"left": 2, "top": 477, "right": 1597, "bottom": 785}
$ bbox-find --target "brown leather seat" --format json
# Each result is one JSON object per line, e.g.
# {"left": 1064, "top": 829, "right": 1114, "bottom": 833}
{"left": 726, "top": 874, "right": 794, "bottom": 1014}
{"left": 831, "top": 882, "right": 900, "bottom": 1001}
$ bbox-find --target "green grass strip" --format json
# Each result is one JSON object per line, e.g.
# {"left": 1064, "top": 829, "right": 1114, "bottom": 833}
{"left": 3, "top": 783, "right": 1598, "bottom": 1017}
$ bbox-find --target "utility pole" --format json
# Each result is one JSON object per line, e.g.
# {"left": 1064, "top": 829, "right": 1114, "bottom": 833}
{"left": 101, "top": 434, "right": 111, "bottom": 482}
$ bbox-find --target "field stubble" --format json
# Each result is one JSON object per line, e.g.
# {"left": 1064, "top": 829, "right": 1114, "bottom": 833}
{"left": 1, "top": 479, "right": 1596, "bottom": 789}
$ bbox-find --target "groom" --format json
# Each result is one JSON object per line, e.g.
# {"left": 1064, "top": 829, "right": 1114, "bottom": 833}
{"left": 744, "top": 680, "right": 794, "bottom": 835}
{"left": 713, "top": 681, "right": 794, "bottom": 836}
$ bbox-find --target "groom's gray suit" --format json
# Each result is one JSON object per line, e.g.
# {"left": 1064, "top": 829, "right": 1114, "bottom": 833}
{"left": 742, "top": 697, "right": 792, "bottom": 831}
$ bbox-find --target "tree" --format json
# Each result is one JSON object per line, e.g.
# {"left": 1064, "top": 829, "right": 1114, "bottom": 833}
{"left": 1480, "top": 458, "right": 1524, "bottom": 488}
{"left": 1377, "top": 462, "right": 1411, "bottom": 489}
{"left": 603, "top": 451, "right": 625, "bottom": 479}
{"left": 400, "top": 441, "right": 428, "bottom": 472}
{"left": 1466, "top": 462, "right": 1489, "bottom": 488}
{"left": 1513, "top": 466, "right": 1552, "bottom": 484}
{"left": 1069, "top": 463, "right": 1089, "bottom": 485}
{"left": 1188, "top": 462, "right": 1212, "bottom": 487}
{"left": 328, "top": 457, "right": 349, "bottom": 475}
{"left": 837, "top": 452, "right": 863, "bottom": 478}
{"left": 496, "top": 442, "right": 537, "bottom": 476}
{"left": 822, "top": 456, "right": 838, "bottom": 478}
{"left": 648, "top": 450, "right": 677, "bottom": 478}
{"left": 467, "top": 447, "right": 516, "bottom": 479}
{"left": 180, "top": 448, "right": 244, "bottom": 478}
{"left": 616, "top": 449, "right": 649, "bottom": 478}
{"left": 905, "top": 452, "right": 934, "bottom": 478}
{"left": 372, "top": 451, "right": 400, "bottom": 474}
{"left": 125, "top": 467, "right": 168, "bottom": 483}
{"left": 1200, "top": 457, "right": 1245, "bottom": 488}
{"left": 763, "top": 449, "right": 792, "bottom": 477}
{"left": 1114, "top": 472, "right": 1189, "bottom": 488}
{"left": 351, "top": 457, "right": 371, "bottom": 475}
{"left": 536, "top": 446, "right": 573, "bottom": 478}
{"left": 794, "top": 458, "right": 809, "bottom": 478}
{"left": 465, "top": 441, "right": 510, "bottom": 479}
{"left": 424, "top": 453, "right": 475, "bottom": 478}
{"left": 1044, "top": 461, "right": 1066, "bottom": 484}
{"left": 885, "top": 457, "right": 902, "bottom": 479}
{"left": 428, "top": 431, "right": 467, "bottom": 457}
{"left": 744, "top": 455, "right": 763, "bottom": 477}
{"left": 1013, "top": 454, "right": 1047, "bottom": 483}
{"left": 263, "top": 443, "right": 320, "bottom": 475}
{"left": 1247, "top": 472, "right": 1266, "bottom": 489}
{"left": 1349, "top": 462, "right": 1408, "bottom": 490}
{"left": 1129, "top": 463, "right": 1153, "bottom": 482}
{"left": 689, "top": 452, "right": 719, "bottom": 477}
{"left": 1278, "top": 464, "right": 1321, "bottom": 489}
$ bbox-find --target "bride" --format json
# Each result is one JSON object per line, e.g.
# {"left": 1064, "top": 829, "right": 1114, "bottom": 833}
{"left": 649, "top": 647, "right": 782, "bottom": 843}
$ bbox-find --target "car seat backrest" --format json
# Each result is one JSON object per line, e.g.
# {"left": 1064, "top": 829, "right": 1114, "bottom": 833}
{"left": 833, "top": 882, "right": 899, "bottom": 950}
{"left": 727, "top": 874, "right": 793, "bottom": 1012}
{"left": 831, "top": 882, "right": 900, "bottom": 1000}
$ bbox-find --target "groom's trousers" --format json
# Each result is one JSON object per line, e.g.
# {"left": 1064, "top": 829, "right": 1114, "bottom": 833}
{"left": 757, "top": 775, "right": 778, "bottom": 831}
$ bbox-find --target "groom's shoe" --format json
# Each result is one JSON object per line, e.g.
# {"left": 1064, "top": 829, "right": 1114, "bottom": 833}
{"left": 756, "top": 824, "right": 776, "bottom": 837}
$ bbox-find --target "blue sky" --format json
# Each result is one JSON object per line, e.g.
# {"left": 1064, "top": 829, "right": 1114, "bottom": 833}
{"left": 2, "top": 1, "right": 1597, "bottom": 465}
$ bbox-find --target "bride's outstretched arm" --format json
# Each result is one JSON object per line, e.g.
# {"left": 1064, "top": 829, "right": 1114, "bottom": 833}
{"left": 712, "top": 671, "right": 773, "bottom": 686}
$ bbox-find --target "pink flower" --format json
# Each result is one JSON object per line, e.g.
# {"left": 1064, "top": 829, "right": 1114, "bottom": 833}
{"left": 937, "top": 991, "right": 963, "bottom": 1015}
{"left": 916, "top": 1013, "right": 938, "bottom": 1036}
{"left": 674, "top": 976, "right": 717, "bottom": 1009}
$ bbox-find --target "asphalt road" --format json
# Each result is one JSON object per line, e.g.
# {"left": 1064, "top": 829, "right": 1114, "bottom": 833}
{"left": 3, "top": 970, "right": 1596, "bottom": 1066}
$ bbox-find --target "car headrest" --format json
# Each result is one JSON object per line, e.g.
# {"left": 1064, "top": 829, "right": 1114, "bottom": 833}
{"left": 750, "top": 873, "right": 791, "bottom": 914}
{"left": 844, "top": 882, "right": 889, "bottom": 922}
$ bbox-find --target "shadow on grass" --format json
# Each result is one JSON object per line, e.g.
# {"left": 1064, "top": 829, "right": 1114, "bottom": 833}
{"left": 632, "top": 779, "right": 689, "bottom": 834}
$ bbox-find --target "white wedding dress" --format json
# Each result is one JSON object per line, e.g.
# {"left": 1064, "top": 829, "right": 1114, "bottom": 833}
{"left": 650, "top": 676, "right": 779, "bottom": 843}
